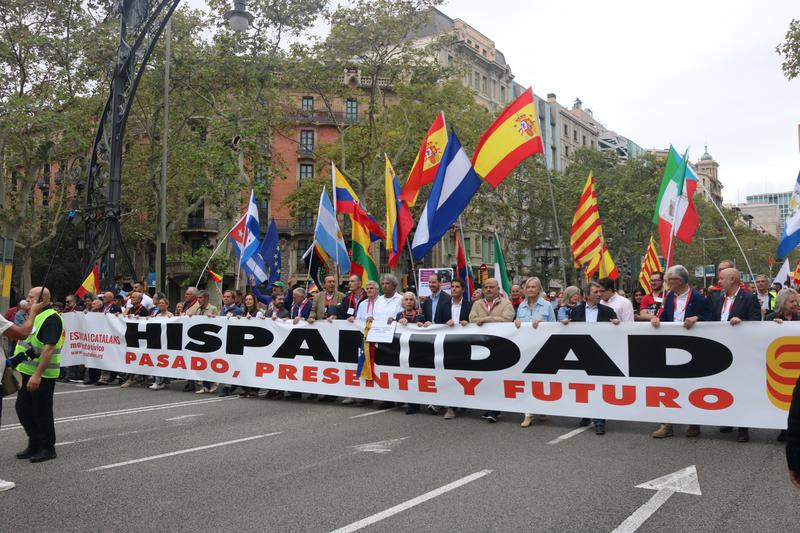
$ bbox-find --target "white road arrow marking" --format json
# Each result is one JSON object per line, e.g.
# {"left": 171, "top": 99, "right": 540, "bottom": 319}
{"left": 349, "top": 437, "right": 408, "bottom": 454}
{"left": 612, "top": 465, "right": 701, "bottom": 533}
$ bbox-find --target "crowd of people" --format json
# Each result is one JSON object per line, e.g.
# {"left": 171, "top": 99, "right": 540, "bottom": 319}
{"left": 3, "top": 259, "right": 800, "bottom": 490}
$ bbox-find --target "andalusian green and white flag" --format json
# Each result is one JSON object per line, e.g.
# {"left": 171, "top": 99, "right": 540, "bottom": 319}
{"left": 493, "top": 233, "right": 511, "bottom": 297}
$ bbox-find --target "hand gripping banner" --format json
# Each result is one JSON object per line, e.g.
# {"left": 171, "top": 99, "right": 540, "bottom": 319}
{"left": 61, "top": 313, "right": 799, "bottom": 429}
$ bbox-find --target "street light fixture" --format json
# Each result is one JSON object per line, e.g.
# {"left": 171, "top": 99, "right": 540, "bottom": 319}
{"left": 225, "top": 0, "right": 254, "bottom": 32}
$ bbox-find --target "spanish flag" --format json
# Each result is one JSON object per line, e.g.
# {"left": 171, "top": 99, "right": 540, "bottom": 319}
{"left": 385, "top": 155, "right": 413, "bottom": 268}
{"left": 471, "top": 87, "right": 543, "bottom": 188}
{"left": 570, "top": 172, "right": 619, "bottom": 280}
{"left": 207, "top": 268, "right": 223, "bottom": 284}
{"left": 75, "top": 263, "right": 100, "bottom": 298}
{"left": 400, "top": 111, "right": 448, "bottom": 206}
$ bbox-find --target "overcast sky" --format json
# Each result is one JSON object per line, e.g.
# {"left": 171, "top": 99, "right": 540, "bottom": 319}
{"left": 439, "top": 0, "right": 799, "bottom": 203}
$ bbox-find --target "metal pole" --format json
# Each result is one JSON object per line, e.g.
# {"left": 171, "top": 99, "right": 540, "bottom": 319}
{"left": 157, "top": 18, "right": 171, "bottom": 295}
{"left": 545, "top": 169, "right": 568, "bottom": 285}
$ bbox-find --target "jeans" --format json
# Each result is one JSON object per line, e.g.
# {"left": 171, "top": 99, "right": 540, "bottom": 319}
{"left": 15, "top": 374, "right": 56, "bottom": 451}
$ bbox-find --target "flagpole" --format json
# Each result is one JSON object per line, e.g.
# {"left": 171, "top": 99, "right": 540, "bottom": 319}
{"left": 544, "top": 169, "right": 568, "bottom": 285}
{"left": 665, "top": 193, "right": 681, "bottom": 269}
{"left": 195, "top": 220, "right": 239, "bottom": 288}
{"left": 697, "top": 182, "right": 755, "bottom": 281}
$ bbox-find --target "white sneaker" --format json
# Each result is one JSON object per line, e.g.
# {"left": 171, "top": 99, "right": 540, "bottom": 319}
{"left": 195, "top": 388, "right": 206, "bottom": 394}
{"left": 341, "top": 397, "right": 355, "bottom": 405}
{"left": 0, "top": 479, "right": 16, "bottom": 491}
{"left": 148, "top": 383, "right": 160, "bottom": 390}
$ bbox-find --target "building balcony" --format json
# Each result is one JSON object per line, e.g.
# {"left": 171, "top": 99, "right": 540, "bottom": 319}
{"left": 296, "top": 146, "right": 315, "bottom": 159}
{"left": 182, "top": 217, "right": 220, "bottom": 234}
{"left": 263, "top": 217, "right": 315, "bottom": 235}
{"left": 294, "top": 111, "right": 359, "bottom": 126}
{"left": 166, "top": 260, "right": 193, "bottom": 278}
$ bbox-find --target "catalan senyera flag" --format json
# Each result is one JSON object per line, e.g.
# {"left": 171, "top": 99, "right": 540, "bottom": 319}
{"left": 638, "top": 237, "right": 662, "bottom": 294}
{"left": 207, "top": 268, "right": 223, "bottom": 284}
{"left": 471, "top": 87, "right": 544, "bottom": 188}
{"left": 400, "top": 111, "right": 448, "bottom": 206}
{"left": 75, "top": 263, "right": 100, "bottom": 298}
{"left": 332, "top": 162, "right": 385, "bottom": 239}
{"left": 385, "top": 155, "right": 414, "bottom": 268}
{"left": 570, "top": 172, "right": 619, "bottom": 279}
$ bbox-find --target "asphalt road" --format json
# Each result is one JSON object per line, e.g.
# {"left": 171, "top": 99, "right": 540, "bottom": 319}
{"left": 1, "top": 381, "right": 796, "bottom": 532}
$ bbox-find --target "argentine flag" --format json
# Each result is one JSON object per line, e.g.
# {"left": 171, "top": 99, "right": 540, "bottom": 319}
{"left": 314, "top": 187, "right": 351, "bottom": 273}
{"left": 411, "top": 129, "right": 482, "bottom": 260}
{"left": 777, "top": 171, "right": 800, "bottom": 259}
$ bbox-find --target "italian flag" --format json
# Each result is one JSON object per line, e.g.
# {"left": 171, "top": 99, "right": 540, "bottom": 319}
{"left": 653, "top": 146, "right": 699, "bottom": 264}
{"left": 493, "top": 234, "right": 511, "bottom": 297}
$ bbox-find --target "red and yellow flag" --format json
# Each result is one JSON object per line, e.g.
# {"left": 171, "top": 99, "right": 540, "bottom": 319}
{"left": 207, "top": 268, "right": 223, "bottom": 283}
{"left": 471, "top": 87, "right": 543, "bottom": 188}
{"left": 570, "top": 172, "right": 619, "bottom": 279}
{"left": 400, "top": 111, "right": 448, "bottom": 206}
{"left": 75, "top": 263, "right": 99, "bottom": 298}
{"left": 793, "top": 261, "right": 800, "bottom": 287}
{"left": 638, "top": 237, "right": 662, "bottom": 294}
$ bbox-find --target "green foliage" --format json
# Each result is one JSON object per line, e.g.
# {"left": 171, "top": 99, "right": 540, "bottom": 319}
{"left": 168, "top": 247, "right": 229, "bottom": 289}
{"left": 777, "top": 19, "right": 800, "bottom": 80}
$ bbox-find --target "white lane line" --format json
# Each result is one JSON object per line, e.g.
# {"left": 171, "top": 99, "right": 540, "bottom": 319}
{"left": 165, "top": 414, "right": 202, "bottom": 421}
{"left": 0, "top": 397, "right": 238, "bottom": 431}
{"left": 56, "top": 426, "right": 168, "bottom": 447}
{"left": 330, "top": 470, "right": 492, "bottom": 533}
{"left": 547, "top": 425, "right": 592, "bottom": 445}
{"left": 348, "top": 407, "right": 399, "bottom": 419}
{"left": 86, "top": 433, "right": 281, "bottom": 471}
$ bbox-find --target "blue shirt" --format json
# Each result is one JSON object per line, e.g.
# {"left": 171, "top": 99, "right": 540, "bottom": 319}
{"left": 222, "top": 304, "right": 243, "bottom": 317}
{"left": 515, "top": 297, "right": 556, "bottom": 322}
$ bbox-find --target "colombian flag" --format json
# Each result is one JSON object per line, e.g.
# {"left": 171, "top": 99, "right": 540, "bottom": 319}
{"left": 75, "top": 263, "right": 100, "bottom": 298}
{"left": 332, "top": 162, "right": 385, "bottom": 240}
{"left": 471, "top": 87, "right": 543, "bottom": 188}
{"left": 385, "top": 156, "right": 413, "bottom": 269}
{"left": 400, "top": 111, "right": 448, "bottom": 206}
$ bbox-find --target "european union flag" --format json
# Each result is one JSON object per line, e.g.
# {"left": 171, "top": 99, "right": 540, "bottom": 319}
{"left": 258, "top": 219, "right": 282, "bottom": 286}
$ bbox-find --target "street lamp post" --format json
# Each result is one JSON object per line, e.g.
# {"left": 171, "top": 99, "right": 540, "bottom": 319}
{"left": 82, "top": 0, "right": 253, "bottom": 290}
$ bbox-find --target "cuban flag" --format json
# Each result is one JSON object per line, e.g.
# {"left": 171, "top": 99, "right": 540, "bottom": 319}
{"left": 227, "top": 214, "right": 267, "bottom": 284}
{"left": 241, "top": 190, "right": 262, "bottom": 268}
{"left": 411, "top": 129, "right": 482, "bottom": 260}
{"left": 778, "top": 171, "right": 800, "bottom": 259}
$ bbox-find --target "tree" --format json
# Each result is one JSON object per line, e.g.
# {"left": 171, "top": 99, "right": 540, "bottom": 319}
{"left": 777, "top": 19, "right": 800, "bottom": 80}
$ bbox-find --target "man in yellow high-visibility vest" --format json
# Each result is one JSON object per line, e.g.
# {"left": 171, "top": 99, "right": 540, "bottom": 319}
{"left": 13, "top": 286, "right": 63, "bottom": 464}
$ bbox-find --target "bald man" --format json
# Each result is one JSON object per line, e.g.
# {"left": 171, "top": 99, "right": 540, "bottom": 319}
{"left": 712, "top": 268, "right": 760, "bottom": 442}
{"left": 13, "top": 287, "right": 63, "bottom": 463}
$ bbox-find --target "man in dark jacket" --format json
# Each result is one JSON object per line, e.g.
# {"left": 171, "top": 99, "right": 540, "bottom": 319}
{"left": 421, "top": 273, "right": 451, "bottom": 325}
{"left": 787, "top": 377, "right": 800, "bottom": 488}
{"left": 562, "top": 281, "right": 619, "bottom": 435}
{"left": 712, "top": 267, "right": 761, "bottom": 442}
{"left": 650, "top": 264, "right": 712, "bottom": 439}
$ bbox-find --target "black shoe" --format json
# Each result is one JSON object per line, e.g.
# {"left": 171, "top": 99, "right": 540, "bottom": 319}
{"left": 83, "top": 379, "right": 97, "bottom": 385}
{"left": 287, "top": 392, "right": 302, "bottom": 400}
{"left": 595, "top": 423, "right": 606, "bottom": 435}
{"left": 318, "top": 395, "right": 336, "bottom": 402}
{"left": 182, "top": 382, "right": 195, "bottom": 392}
{"left": 737, "top": 428, "right": 749, "bottom": 443}
{"left": 29, "top": 448, "right": 57, "bottom": 463}
{"left": 720, "top": 426, "right": 733, "bottom": 433}
{"left": 306, "top": 394, "right": 319, "bottom": 400}
{"left": 578, "top": 418, "right": 591, "bottom": 427}
{"left": 378, "top": 401, "right": 395, "bottom": 409}
{"left": 218, "top": 387, "right": 231, "bottom": 397}
{"left": 778, "top": 430, "right": 788, "bottom": 442}
{"left": 16, "top": 447, "right": 38, "bottom": 460}
{"left": 405, "top": 404, "right": 420, "bottom": 415}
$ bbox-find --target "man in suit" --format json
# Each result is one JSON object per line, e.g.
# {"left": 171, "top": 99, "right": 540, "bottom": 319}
{"left": 435, "top": 277, "right": 473, "bottom": 419}
{"left": 307, "top": 275, "right": 345, "bottom": 323}
{"left": 562, "top": 281, "right": 619, "bottom": 434}
{"left": 713, "top": 267, "right": 760, "bottom": 442}
{"left": 787, "top": 377, "right": 800, "bottom": 489}
{"left": 650, "top": 264, "right": 712, "bottom": 439}
{"left": 421, "top": 273, "right": 451, "bottom": 325}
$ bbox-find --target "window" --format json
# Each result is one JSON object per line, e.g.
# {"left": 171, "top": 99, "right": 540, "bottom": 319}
{"left": 299, "top": 163, "right": 314, "bottom": 180}
{"left": 345, "top": 99, "right": 358, "bottom": 122}
{"left": 474, "top": 72, "right": 480, "bottom": 90}
{"left": 464, "top": 237, "right": 470, "bottom": 255}
{"left": 482, "top": 76, "right": 488, "bottom": 94}
{"left": 300, "top": 130, "right": 314, "bottom": 152}
{"left": 297, "top": 239, "right": 310, "bottom": 266}
{"left": 500, "top": 85, "right": 506, "bottom": 102}
{"left": 582, "top": 135, "right": 587, "bottom": 146}
{"left": 474, "top": 235, "right": 481, "bottom": 256}
{"left": 573, "top": 130, "right": 578, "bottom": 142}
{"left": 565, "top": 145, "right": 570, "bottom": 156}
{"left": 591, "top": 140, "right": 595, "bottom": 149}
{"left": 301, "top": 96, "right": 314, "bottom": 112}
{"left": 563, "top": 124, "right": 569, "bottom": 137}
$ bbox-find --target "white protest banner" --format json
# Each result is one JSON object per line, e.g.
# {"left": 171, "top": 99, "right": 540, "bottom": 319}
{"left": 417, "top": 268, "right": 453, "bottom": 297}
{"left": 61, "top": 313, "right": 798, "bottom": 429}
